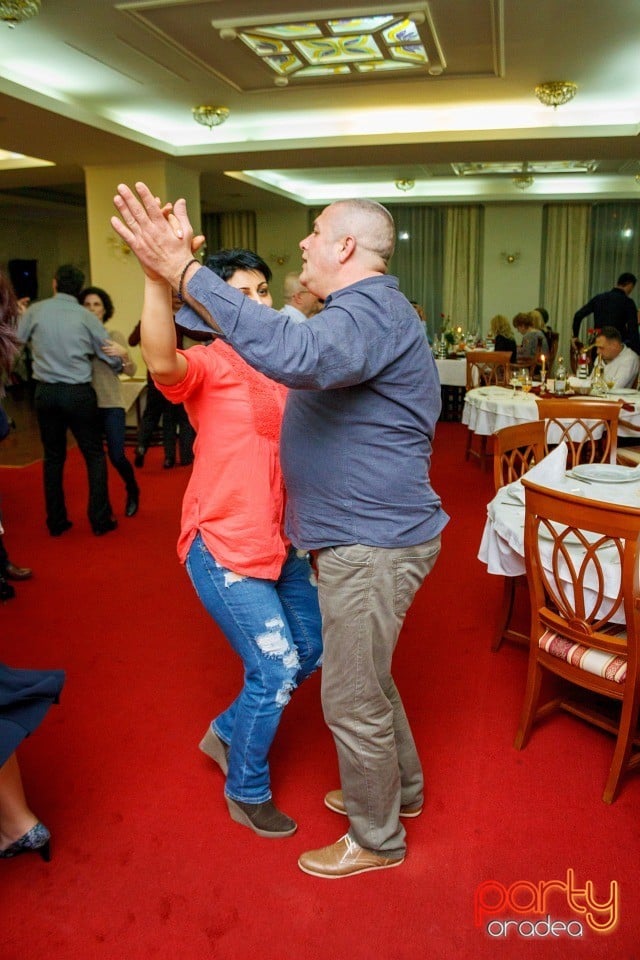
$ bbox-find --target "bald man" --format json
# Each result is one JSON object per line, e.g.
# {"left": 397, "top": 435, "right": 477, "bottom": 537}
{"left": 112, "top": 186, "right": 448, "bottom": 879}
{"left": 280, "top": 271, "right": 323, "bottom": 322}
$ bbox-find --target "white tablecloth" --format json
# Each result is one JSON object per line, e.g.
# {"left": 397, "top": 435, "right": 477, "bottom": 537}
{"left": 478, "top": 468, "right": 640, "bottom": 624}
{"left": 435, "top": 357, "right": 467, "bottom": 387}
{"left": 463, "top": 386, "right": 640, "bottom": 439}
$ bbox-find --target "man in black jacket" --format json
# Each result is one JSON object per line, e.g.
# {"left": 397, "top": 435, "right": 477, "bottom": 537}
{"left": 572, "top": 272, "right": 640, "bottom": 355}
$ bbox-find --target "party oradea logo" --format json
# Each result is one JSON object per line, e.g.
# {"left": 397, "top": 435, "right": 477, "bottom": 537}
{"left": 475, "top": 869, "right": 619, "bottom": 939}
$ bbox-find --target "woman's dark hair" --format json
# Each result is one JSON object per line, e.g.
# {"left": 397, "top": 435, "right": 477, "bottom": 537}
{"left": 79, "top": 286, "right": 114, "bottom": 322}
{"left": 204, "top": 248, "right": 272, "bottom": 284}
{"left": 0, "top": 271, "right": 21, "bottom": 374}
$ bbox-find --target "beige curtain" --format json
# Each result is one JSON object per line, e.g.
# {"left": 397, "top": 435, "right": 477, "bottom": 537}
{"left": 441, "top": 206, "right": 482, "bottom": 333}
{"left": 201, "top": 211, "right": 257, "bottom": 255}
{"left": 541, "top": 204, "right": 591, "bottom": 366}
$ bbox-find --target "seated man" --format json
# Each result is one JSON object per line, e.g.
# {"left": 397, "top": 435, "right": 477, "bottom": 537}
{"left": 594, "top": 326, "right": 640, "bottom": 389}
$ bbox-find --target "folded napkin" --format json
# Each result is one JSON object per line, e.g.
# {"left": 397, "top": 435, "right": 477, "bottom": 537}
{"left": 522, "top": 440, "right": 568, "bottom": 488}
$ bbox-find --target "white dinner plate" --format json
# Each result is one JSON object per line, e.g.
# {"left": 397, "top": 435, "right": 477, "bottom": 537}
{"left": 570, "top": 463, "right": 640, "bottom": 484}
{"left": 609, "top": 388, "right": 640, "bottom": 396}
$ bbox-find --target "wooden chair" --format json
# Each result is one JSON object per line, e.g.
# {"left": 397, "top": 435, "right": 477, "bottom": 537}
{"left": 465, "top": 350, "right": 512, "bottom": 390}
{"left": 616, "top": 418, "right": 640, "bottom": 467}
{"left": 491, "top": 420, "right": 547, "bottom": 651}
{"left": 491, "top": 420, "right": 545, "bottom": 651}
{"left": 508, "top": 357, "right": 538, "bottom": 381}
{"left": 514, "top": 480, "right": 640, "bottom": 803}
{"left": 547, "top": 331, "right": 559, "bottom": 369}
{"left": 535, "top": 398, "right": 623, "bottom": 466}
{"left": 493, "top": 419, "right": 546, "bottom": 490}
{"left": 464, "top": 351, "right": 512, "bottom": 469}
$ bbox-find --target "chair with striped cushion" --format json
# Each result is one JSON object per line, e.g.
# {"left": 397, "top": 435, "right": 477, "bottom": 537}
{"left": 491, "top": 420, "right": 546, "bottom": 651}
{"left": 514, "top": 479, "right": 640, "bottom": 803}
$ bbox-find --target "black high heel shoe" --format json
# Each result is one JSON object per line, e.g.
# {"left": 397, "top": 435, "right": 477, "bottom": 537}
{"left": 0, "top": 822, "right": 51, "bottom": 861}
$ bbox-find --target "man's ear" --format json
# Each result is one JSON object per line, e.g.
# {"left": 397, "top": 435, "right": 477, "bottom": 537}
{"left": 337, "top": 235, "right": 356, "bottom": 264}
{"left": 52, "top": 278, "right": 58, "bottom": 294}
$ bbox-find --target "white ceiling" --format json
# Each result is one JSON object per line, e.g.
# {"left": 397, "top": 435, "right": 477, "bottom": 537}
{"left": 0, "top": 0, "right": 639, "bottom": 212}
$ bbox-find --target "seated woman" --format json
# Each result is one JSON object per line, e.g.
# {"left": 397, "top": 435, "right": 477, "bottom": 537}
{"left": 513, "top": 312, "right": 545, "bottom": 361}
{"left": 0, "top": 663, "right": 65, "bottom": 861}
{"left": 139, "top": 248, "right": 323, "bottom": 839}
{"left": 489, "top": 314, "right": 517, "bottom": 362}
{"left": 530, "top": 308, "right": 551, "bottom": 355}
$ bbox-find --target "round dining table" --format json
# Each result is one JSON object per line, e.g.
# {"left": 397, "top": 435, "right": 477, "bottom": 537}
{"left": 478, "top": 460, "right": 640, "bottom": 625}
{"left": 462, "top": 385, "right": 640, "bottom": 439}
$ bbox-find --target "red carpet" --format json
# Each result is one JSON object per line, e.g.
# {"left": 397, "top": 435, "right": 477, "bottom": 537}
{"left": 1, "top": 426, "right": 639, "bottom": 959}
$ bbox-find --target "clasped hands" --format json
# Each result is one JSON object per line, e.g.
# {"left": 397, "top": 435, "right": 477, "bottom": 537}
{"left": 111, "top": 182, "right": 205, "bottom": 286}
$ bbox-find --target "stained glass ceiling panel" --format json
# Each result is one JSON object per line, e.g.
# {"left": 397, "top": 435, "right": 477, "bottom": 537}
{"left": 234, "top": 10, "right": 430, "bottom": 82}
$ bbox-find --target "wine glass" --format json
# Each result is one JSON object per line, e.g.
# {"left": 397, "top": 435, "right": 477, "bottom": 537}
{"left": 521, "top": 371, "right": 532, "bottom": 395}
{"left": 606, "top": 378, "right": 615, "bottom": 393}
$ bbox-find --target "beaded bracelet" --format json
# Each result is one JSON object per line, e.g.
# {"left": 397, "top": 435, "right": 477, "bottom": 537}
{"left": 177, "top": 258, "right": 199, "bottom": 302}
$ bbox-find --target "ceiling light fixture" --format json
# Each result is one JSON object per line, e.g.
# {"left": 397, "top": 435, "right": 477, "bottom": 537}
{"left": 534, "top": 81, "right": 577, "bottom": 108}
{"left": 0, "top": 0, "right": 40, "bottom": 27}
{"left": 512, "top": 163, "right": 534, "bottom": 190}
{"left": 192, "top": 105, "right": 230, "bottom": 130}
{"left": 635, "top": 173, "right": 640, "bottom": 186}
{"left": 395, "top": 179, "right": 415, "bottom": 192}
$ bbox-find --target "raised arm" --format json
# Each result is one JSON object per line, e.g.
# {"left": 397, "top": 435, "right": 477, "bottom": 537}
{"left": 140, "top": 278, "right": 187, "bottom": 385}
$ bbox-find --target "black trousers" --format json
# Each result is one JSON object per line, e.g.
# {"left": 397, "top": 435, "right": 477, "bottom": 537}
{"left": 34, "top": 382, "right": 113, "bottom": 534}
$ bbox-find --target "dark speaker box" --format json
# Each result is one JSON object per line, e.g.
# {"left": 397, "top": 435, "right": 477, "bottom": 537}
{"left": 8, "top": 259, "right": 38, "bottom": 302}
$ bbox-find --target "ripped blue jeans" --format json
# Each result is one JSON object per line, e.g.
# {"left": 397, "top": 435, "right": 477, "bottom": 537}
{"left": 185, "top": 533, "right": 323, "bottom": 804}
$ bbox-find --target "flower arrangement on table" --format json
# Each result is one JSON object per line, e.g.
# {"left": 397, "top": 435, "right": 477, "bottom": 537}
{"left": 440, "top": 314, "right": 457, "bottom": 347}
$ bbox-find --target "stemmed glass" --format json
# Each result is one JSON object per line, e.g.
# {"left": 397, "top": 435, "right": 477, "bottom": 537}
{"left": 521, "top": 370, "right": 532, "bottom": 396}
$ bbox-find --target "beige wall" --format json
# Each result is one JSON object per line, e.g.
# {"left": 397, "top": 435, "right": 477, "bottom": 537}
{"left": 84, "top": 162, "right": 201, "bottom": 369}
{"left": 481, "top": 203, "right": 545, "bottom": 329}
{"left": 3, "top": 194, "right": 548, "bottom": 337}
{"left": 0, "top": 208, "right": 89, "bottom": 303}
{"left": 256, "top": 206, "right": 310, "bottom": 308}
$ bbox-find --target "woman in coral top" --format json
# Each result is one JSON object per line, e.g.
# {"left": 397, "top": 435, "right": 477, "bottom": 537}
{"left": 140, "top": 249, "right": 322, "bottom": 839}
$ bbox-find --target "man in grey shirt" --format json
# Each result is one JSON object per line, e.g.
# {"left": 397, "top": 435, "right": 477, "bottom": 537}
{"left": 18, "top": 264, "right": 121, "bottom": 536}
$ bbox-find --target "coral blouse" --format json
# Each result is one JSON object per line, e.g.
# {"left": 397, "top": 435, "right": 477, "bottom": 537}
{"left": 156, "top": 340, "right": 289, "bottom": 579}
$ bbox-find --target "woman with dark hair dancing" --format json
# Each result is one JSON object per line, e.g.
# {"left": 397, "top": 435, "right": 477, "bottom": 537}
{"left": 138, "top": 249, "right": 323, "bottom": 839}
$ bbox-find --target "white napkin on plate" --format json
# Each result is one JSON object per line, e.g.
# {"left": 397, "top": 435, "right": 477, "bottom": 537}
{"left": 522, "top": 440, "right": 568, "bottom": 488}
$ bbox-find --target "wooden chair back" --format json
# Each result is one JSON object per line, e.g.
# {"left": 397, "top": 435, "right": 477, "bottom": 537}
{"left": 508, "top": 358, "right": 539, "bottom": 380}
{"left": 535, "top": 398, "right": 623, "bottom": 466}
{"left": 492, "top": 420, "right": 546, "bottom": 492}
{"left": 465, "top": 350, "right": 511, "bottom": 390}
{"left": 616, "top": 418, "right": 640, "bottom": 468}
{"left": 547, "top": 331, "right": 559, "bottom": 368}
{"left": 515, "top": 479, "right": 640, "bottom": 802}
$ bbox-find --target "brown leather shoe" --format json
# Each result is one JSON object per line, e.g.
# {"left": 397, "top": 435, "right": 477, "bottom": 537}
{"left": 4, "top": 562, "right": 32, "bottom": 581}
{"left": 324, "top": 789, "right": 423, "bottom": 819}
{"left": 298, "top": 834, "right": 404, "bottom": 878}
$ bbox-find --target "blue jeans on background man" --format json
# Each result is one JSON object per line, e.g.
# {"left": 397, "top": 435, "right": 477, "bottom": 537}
{"left": 185, "top": 534, "right": 323, "bottom": 804}
{"left": 100, "top": 407, "right": 138, "bottom": 498}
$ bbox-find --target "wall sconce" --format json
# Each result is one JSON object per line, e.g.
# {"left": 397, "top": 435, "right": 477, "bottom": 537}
{"left": 270, "top": 253, "right": 290, "bottom": 266}
{"left": 107, "top": 235, "right": 132, "bottom": 260}
{"left": 501, "top": 252, "right": 520, "bottom": 265}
